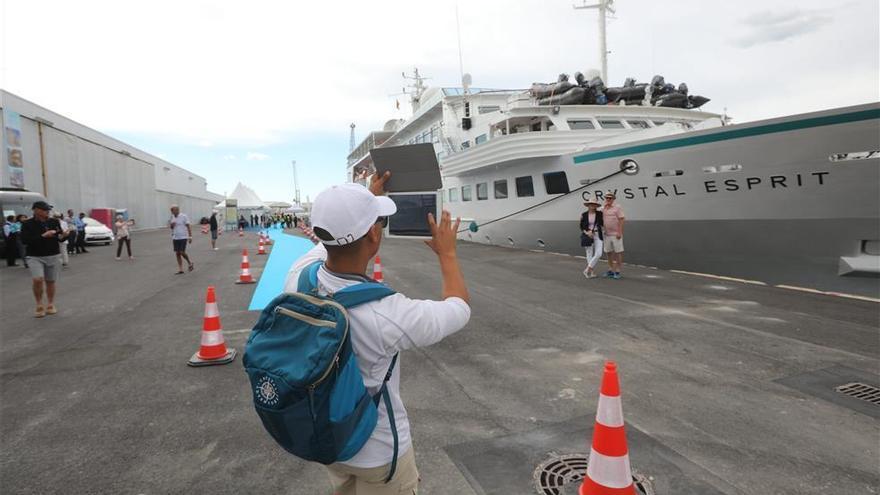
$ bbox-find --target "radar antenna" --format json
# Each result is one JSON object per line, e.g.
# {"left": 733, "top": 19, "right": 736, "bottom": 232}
{"left": 573, "top": 0, "right": 615, "bottom": 84}
{"left": 349, "top": 123, "right": 356, "bottom": 152}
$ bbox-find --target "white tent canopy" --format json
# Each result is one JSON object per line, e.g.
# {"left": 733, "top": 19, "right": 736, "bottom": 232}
{"left": 220, "top": 182, "right": 268, "bottom": 211}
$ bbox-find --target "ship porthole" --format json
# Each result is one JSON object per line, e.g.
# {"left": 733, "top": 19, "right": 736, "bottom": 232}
{"left": 621, "top": 159, "right": 639, "bottom": 175}
{"left": 507, "top": 237, "right": 515, "bottom": 246}
{"left": 537, "top": 239, "right": 546, "bottom": 249}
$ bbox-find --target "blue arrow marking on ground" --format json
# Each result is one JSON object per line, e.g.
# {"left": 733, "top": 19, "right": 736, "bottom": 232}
{"left": 247, "top": 230, "right": 315, "bottom": 311}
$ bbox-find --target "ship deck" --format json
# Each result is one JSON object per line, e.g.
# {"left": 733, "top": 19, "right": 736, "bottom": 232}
{"left": 1, "top": 229, "right": 877, "bottom": 494}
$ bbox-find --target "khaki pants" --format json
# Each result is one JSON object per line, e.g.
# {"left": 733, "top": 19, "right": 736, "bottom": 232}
{"left": 326, "top": 448, "right": 419, "bottom": 495}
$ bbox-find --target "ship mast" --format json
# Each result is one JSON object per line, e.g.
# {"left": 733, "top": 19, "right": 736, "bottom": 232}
{"left": 573, "top": 0, "right": 615, "bottom": 84}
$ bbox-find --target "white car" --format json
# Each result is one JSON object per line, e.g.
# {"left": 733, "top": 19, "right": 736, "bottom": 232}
{"left": 83, "top": 217, "right": 115, "bottom": 245}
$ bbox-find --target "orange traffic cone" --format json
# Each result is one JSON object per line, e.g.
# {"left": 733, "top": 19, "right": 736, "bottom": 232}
{"left": 188, "top": 287, "right": 236, "bottom": 366}
{"left": 257, "top": 237, "right": 267, "bottom": 255}
{"left": 236, "top": 249, "right": 256, "bottom": 284}
{"left": 580, "top": 361, "right": 635, "bottom": 495}
{"left": 372, "top": 256, "right": 384, "bottom": 283}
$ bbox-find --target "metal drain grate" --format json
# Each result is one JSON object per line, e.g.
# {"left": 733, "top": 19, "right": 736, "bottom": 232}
{"left": 835, "top": 382, "right": 880, "bottom": 405}
{"left": 533, "top": 453, "right": 654, "bottom": 495}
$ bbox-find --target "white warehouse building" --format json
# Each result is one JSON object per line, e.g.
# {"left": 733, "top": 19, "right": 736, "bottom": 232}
{"left": 1, "top": 90, "right": 223, "bottom": 228}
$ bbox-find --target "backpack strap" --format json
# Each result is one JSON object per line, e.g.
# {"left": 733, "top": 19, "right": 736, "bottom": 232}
{"left": 332, "top": 283, "right": 396, "bottom": 308}
{"left": 296, "top": 262, "right": 322, "bottom": 293}
{"left": 372, "top": 353, "right": 399, "bottom": 483}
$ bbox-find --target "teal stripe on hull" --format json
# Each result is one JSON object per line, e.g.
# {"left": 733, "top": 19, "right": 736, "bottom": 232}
{"left": 573, "top": 108, "right": 880, "bottom": 164}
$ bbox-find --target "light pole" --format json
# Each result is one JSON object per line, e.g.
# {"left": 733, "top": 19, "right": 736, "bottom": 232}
{"left": 291, "top": 160, "right": 300, "bottom": 206}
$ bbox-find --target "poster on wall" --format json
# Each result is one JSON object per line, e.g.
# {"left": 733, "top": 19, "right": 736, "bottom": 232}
{"left": 225, "top": 198, "right": 238, "bottom": 231}
{"left": 2, "top": 109, "right": 25, "bottom": 189}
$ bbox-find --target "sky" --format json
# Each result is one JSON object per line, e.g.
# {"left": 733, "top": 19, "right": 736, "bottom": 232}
{"left": 2, "top": 0, "right": 878, "bottom": 202}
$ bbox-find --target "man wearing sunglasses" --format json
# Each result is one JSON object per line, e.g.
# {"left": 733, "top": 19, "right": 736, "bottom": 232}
{"left": 283, "top": 172, "right": 470, "bottom": 494}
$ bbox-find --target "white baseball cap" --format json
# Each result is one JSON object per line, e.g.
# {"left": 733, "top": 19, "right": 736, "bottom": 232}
{"left": 311, "top": 183, "right": 397, "bottom": 246}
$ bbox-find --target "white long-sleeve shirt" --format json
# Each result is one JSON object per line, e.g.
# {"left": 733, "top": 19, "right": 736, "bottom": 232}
{"left": 283, "top": 243, "right": 470, "bottom": 468}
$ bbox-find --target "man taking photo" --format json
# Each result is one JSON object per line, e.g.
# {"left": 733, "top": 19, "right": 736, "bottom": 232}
{"left": 283, "top": 172, "right": 470, "bottom": 494}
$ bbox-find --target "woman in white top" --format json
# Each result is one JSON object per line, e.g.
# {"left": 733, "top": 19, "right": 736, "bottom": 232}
{"left": 579, "top": 199, "right": 604, "bottom": 278}
{"left": 115, "top": 215, "right": 135, "bottom": 260}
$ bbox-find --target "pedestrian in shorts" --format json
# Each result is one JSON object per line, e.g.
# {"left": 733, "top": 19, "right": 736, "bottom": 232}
{"left": 601, "top": 191, "right": 625, "bottom": 279}
{"left": 169, "top": 205, "right": 194, "bottom": 274}
{"left": 20, "top": 201, "right": 64, "bottom": 317}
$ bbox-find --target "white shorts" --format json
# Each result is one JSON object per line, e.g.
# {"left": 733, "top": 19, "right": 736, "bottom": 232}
{"left": 603, "top": 236, "right": 624, "bottom": 253}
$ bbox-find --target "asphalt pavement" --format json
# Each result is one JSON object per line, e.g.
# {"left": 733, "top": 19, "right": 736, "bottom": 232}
{"left": 1, "top": 229, "right": 877, "bottom": 494}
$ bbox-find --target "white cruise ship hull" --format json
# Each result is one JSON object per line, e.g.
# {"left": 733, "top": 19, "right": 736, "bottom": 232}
{"left": 444, "top": 103, "right": 880, "bottom": 297}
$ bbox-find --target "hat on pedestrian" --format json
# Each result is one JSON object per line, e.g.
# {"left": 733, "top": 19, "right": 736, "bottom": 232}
{"left": 311, "top": 183, "right": 397, "bottom": 246}
{"left": 32, "top": 200, "right": 53, "bottom": 211}
{"left": 604, "top": 190, "right": 616, "bottom": 199}
{"left": 583, "top": 198, "right": 601, "bottom": 206}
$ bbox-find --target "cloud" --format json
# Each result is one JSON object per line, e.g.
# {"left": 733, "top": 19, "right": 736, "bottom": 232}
{"left": 733, "top": 9, "right": 833, "bottom": 48}
{"left": 222, "top": 154, "right": 236, "bottom": 160}
{"left": 245, "top": 152, "right": 270, "bottom": 161}
{"left": 197, "top": 139, "right": 214, "bottom": 147}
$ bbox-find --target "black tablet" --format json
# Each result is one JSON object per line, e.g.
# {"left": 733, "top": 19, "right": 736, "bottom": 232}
{"left": 369, "top": 143, "right": 442, "bottom": 193}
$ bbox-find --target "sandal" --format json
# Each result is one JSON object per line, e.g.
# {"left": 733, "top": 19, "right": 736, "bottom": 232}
{"left": 175, "top": 271, "right": 185, "bottom": 275}
{"left": 188, "top": 262, "right": 194, "bottom": 272}
{"left": 46, "top": 305, "right": 57, "bottom": 315}
{"left": 35, "top": 306, "right": 46, "bottom": 318}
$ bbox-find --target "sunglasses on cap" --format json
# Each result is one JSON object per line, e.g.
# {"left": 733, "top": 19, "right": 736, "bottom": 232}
{"left": 376, "top": 216, "right": 388, "bottom": 228}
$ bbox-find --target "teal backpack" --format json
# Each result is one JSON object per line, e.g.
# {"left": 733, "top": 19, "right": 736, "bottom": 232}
{"left": 243, "top": 262, "right": 401, "bottom": 481}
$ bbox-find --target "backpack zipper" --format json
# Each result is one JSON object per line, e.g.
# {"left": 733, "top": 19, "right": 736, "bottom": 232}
{"left": 275, "top": 295, "right": 350, "bottom": 389}
{"left": 274, "top": 306, "right": 337, "bottom": 327}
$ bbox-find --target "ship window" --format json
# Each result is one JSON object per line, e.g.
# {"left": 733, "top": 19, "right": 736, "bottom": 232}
{"left": 515, "top": 176, "right": 535, "bottom": 197}
{"left": 543, "top": 171, "right": 570, "bottom": 194}
{"left": 494, "top": 179, "right": 508, "bottom": 199}
{"left": 476, "top": 183, "right": 488, "bottom": 200}
{"left": 475, "top": 134, "right": 488, "bottom": 145}
{"left": 598, "top": 120, "right": 625, "bottom": 129}
{"left": 568, "top": 120, "right": 595, "bottom": 130}
{"left": 448, "top": 187, "right": 458, "bottom": 202}
{"left": 652, "top": 120, "right": 666, "bottom": 126}
{"left": 461, "top": 141, "right": 471, "bottom": 150}
{"left": 653, "top": 169, "right": 684, "bottom": 177}
{"left": 702, "top": 164, "right": 742, "bottom": 174}
{"left": 627, "top": 120, "right": 650, "bottom": 129}
{"left": 531, "top": 122, "right": 542, "bottom": 132}
{"left": 478, "top": 105, "right": 500, "bottom": 114}
{"left": 462, "top": 185, "right": 472, "bottom": 201}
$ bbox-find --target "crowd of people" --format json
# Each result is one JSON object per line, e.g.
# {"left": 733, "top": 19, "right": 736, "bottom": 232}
{"left": 237, "top": 212, "right": 300, "bottom": 230}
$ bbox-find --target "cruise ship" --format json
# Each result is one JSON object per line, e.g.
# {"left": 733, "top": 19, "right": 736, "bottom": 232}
{"left": 347, "top": 14, "right": 879, "bottom": 299}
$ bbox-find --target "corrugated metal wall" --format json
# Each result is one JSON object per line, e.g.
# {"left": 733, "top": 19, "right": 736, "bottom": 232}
{"left": 2, "top": 91, "right": 222, "bottom": 229}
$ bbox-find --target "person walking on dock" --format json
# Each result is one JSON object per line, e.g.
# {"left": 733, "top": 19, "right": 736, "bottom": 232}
{"left": 74, "top": 213, "right": 89, "bottom": 253}
{"left": 580, "top": 198, "right": 604, "bottom": 279}
{"left": 115, "top": 214, "right": 135, "bottom": 260}
{"left": 65, "top": 209, "right": 77, "bottom": 255}
{"left": 20, "top": 201, "right": 63, "bottom": 317}
{"left": 209, "top": 212, "right": 219, "bottom": 250}
{"left": 283, "top": 173, "right": 471, "bottom": 494}
{"left": 54, "top": 213, "right": 71, "bottom": 266}
{"left": 169, "top": 205, "right": 194, "bottom": 274}
{"left": 601, "top": 191, "right": 625, "bottom": 279}
{"left": 4, "top": 215, "right": 21, "bottom": 267}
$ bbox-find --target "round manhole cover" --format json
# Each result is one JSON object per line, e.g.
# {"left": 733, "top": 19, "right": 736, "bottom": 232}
{"left": 533, "top": 453, "right": 654, "bottom": 495}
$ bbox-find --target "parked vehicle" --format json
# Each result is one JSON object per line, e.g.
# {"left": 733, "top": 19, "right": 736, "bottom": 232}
{"left": 83, "top": 217, "right": 114, "bottom": 245}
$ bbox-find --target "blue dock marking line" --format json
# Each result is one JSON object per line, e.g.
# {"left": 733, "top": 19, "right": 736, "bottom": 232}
{"left": 247, "top": 230, "right": 315, "bottom": 311}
